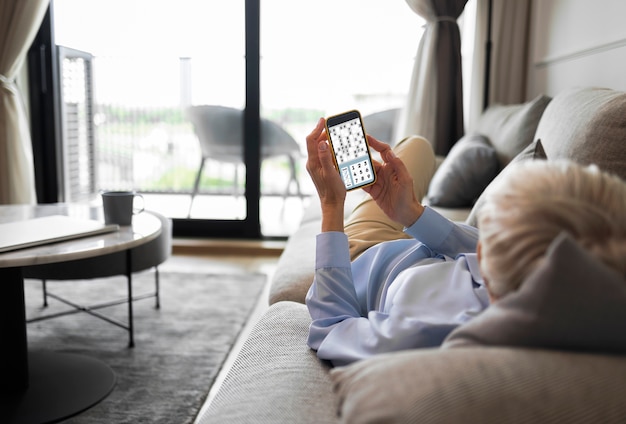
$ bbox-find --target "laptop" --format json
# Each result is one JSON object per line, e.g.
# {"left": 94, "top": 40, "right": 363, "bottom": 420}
{"left": 0, "top": 215, "right": 119, "bottom": 253}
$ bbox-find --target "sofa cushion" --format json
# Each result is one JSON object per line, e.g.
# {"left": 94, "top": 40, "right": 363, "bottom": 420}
{"left": 471, "top": 94, "right": 551, "bottom": 167}
{"left": 465, "top": 138, "right": 546, "bottom": 227}
{"left": 197, "top": 301, "right": 338, "bottom": 424}
{"left": 426, "top": 134, "right": 500, "bottom": 207}
{"left": 443, "top": 232, "right": 626, "bottom": 352}
{"left": 330, "top": 346, "right": 626, "bottom": 424}
{"left": 534, "top": 86, "right": 626, "bottom": 181}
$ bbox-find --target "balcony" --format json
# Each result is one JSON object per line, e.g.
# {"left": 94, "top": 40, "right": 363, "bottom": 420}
{"left": 58, "top": 51, "right": 404, "bottom": 238}
{"left": 93, "top": 103, "right": 315, "bottom": 236}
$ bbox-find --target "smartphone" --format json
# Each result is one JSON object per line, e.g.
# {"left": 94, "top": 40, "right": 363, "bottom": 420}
{"left": 325, "top": 110, "right": 376, "bottom": 191}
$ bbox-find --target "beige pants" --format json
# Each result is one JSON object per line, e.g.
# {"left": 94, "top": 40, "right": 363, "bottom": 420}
{"left": 344, "top": 136, "right": 437, "bottom": 260}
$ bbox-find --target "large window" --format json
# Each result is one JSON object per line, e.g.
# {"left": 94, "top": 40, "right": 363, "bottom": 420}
{"left": 42, "top": 0, "right": 423, "bottom": 238}
{"left": 259, "top": 1, "right": 423, "bottom": 217}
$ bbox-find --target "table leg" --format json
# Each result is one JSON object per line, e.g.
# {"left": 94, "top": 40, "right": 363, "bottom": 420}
{"left": 0, "top": 268, "right": 116, "bottom": 423}
{"left": 0, "top": 267, "right": 29, "bottom": 393}
{"left": 127, "top": 248, "right": 135, "bottom": 348}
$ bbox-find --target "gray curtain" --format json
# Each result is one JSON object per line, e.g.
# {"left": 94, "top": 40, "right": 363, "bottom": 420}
{"left": 395, "top": 0, "right": 468, "bottom": 156}
{"left": 489, "top": 0, "right": 531, "bottom": 105}
{"left": 465, "top": 0, "right": 531, "bottom": 130}
{"left": 0, "top": 0, "right": 49, "bottom": 204}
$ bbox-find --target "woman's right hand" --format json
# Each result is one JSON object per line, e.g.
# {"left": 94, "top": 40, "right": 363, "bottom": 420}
{"left": 363, "top": 135, "right": 424, "bottom": 228}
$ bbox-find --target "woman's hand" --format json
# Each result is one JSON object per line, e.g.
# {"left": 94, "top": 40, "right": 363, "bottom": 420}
{"left": 363, "top": 135, "right": 424, "bottom": 228}
{"left": 305, "top": 118, "right": 346, "bottom": 232}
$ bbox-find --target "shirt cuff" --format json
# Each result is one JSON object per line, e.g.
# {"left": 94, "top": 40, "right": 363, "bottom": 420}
{"left": 316, "top": 232, "right": 351, "bottom": 269}
{"left": 404, "top": 206, "right": 454, "bottom": 248}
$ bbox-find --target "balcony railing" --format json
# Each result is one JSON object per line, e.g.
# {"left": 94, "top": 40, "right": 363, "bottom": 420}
{"left": 59, "top": 51, "right": 313, "bottom": 205}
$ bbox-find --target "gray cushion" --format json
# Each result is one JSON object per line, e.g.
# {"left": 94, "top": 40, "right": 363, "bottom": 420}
{"left": 471, "top": 94, "right": 552, "bottom": 167}
{"left": 465, "top": 139, "right": 546, "bottom": 227}
{"left": 426, "top": 134, "right": 500, "bottom": 207}
{"left": 534, "top": 86, "right": 626, "bottom": 181}
{"left": 443, "top": 232, "right": 626, "bottom": 352}
{"left": 362, "top": 108, "right": 400, "bottom": 146}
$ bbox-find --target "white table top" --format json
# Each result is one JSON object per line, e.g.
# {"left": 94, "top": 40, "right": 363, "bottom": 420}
{"left": 0, "top": 204, "right": 162, "bottom": 268}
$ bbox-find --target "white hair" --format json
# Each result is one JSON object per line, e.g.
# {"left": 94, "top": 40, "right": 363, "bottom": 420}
{"left": 478, "top": 160, "right": 626, "bottom": 298}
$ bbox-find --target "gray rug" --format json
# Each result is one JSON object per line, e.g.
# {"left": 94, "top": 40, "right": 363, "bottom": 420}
{"left": 23, "top": 270, "right": 266, "bottom": 424}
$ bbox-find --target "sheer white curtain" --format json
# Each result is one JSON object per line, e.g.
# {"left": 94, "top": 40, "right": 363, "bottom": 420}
{"left": 394, "top": 1, "right": 438, "bottom": 149}
{"left": 0, "top": 0, "right": 49, "bottom": 204}
{"left": 394, "top": 0, "right": 467, "bottom": 155}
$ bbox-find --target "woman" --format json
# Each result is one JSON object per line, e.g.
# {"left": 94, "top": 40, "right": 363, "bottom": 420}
{"left": 304, "top": 117, "right": 626, "bottom": 366}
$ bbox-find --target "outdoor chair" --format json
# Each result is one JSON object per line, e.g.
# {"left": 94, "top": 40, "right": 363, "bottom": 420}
{"left": 186, "top": 105, "right": 302, "bottom": 217}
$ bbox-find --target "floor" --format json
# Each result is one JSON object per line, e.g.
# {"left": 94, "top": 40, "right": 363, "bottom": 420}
{"left": 159, "top": 242, "right": 281, "bottom": 422}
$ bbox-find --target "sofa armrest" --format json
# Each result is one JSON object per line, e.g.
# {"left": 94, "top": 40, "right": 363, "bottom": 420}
{"left": 269, "top": 221, "right": 318, "bottom": 304}
{"left": 197, "top": 301, "right": 338, "bottom": 424}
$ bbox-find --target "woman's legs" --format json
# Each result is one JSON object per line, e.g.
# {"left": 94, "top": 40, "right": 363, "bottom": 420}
{"left": 344, "top": 136, "right": 437, "bottom": 260}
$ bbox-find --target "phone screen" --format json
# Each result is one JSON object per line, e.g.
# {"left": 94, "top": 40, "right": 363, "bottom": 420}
{"left": 325, "top": 110, "right": 376, "bottom": 191}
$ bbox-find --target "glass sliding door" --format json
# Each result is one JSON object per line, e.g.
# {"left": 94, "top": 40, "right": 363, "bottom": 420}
{"left": 33, "top": 0, "right": 424, "bottom": 238}
{"left": 45, "top": 0, "right": 263, "bottom": 238}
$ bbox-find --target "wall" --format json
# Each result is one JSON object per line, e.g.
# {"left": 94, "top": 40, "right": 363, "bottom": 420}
{"left": 527, "top": 0, "right": 626, "bottom": 97}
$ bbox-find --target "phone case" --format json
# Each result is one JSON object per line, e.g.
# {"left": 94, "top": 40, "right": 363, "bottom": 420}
{"left": 325, "top": 110, "right": 377, "bottom": 191}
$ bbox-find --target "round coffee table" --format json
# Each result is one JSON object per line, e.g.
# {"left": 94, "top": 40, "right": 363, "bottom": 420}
{"left": 0, "top": 203, "right": 164, "bottom": 424}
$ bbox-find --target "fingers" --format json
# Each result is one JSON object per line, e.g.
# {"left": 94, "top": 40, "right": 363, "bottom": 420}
{"left": 366, "top": 135, "right": 392, "bottom": 158}
{"left": 306, "top": 117, "right": 327, "bottom": 159}
{"left": 368, "top": 134, "right": 402, "bottom": 167}
{"left": 370, "top": 158, "right": 383, "bottom": 174}
{"left": 317, "top": 137, "right": 337, "bottom": 172}
{"left": 305, "top": 118, "right": 339, "bottom": 188}
{"left": 366, "top": 135, "right": 412, "bottom": 185}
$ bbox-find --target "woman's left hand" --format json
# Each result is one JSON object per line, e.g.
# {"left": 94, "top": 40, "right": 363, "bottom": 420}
{"left": 305, "top": 118, "right": 346, "bottom": 232}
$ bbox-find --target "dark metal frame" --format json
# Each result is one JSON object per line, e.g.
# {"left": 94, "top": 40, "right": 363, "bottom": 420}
{"left": 483, "top": 0, "right": 493, "bottom": 111}
{"left": 26, "top": 250, "right": 161, "bottom": 348}
{"left": 28, "top": 5, "right": 62, "bottom": 204}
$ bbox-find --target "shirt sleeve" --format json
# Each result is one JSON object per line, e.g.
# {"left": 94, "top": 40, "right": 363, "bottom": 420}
{"left": 307, "top": 255, "right": 483, "bottom": 367}
{"left": 405, "top": 206, "right": 479, "bottom": 257}
{"left": 305, "top": 208, "right": 483, "bottom": 367}
{"left": 306, "top": 232, "right": 362, "bottom": 352}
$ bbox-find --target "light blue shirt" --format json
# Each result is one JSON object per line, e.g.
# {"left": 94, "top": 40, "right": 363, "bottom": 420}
{"left": 306, "top": 207, "right": 490, "bottom": 366}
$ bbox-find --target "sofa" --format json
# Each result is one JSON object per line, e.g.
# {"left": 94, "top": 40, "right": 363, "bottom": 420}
{"left": 197, "top": 87, "right": 626, "bottom": 424}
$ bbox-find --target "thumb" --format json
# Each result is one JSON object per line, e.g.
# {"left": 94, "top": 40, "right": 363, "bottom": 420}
{"left": 318, "top": 141, "right": 337, "bottom": 171}
{"left": 385, "top": 149, "right": 412, "bottom": 183}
